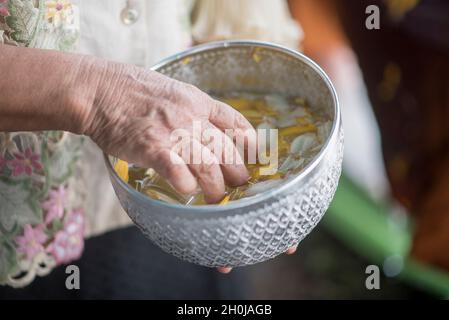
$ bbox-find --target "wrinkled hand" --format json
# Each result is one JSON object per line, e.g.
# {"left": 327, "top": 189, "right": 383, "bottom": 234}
{"left": 78, "top": 59, "right": 256, "bottom": 203}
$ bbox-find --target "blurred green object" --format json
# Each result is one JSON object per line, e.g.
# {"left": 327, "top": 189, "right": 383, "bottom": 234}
{"left": 324, "top": 175, "right": 449, "bottom": 298}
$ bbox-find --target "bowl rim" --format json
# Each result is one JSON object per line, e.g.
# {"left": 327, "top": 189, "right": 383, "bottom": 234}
{"left": 103, "top": 40, "right": 340, "bottom": 213}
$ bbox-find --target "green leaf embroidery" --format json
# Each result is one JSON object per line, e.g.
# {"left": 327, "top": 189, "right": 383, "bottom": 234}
{"left": 0, "top": 223, "right": 20, "bottom": 284}
{"left": 0, "top": 178, "right": 43, "bottom": 232}
{"left": 0, "top": 239, "right": 18, "bottom": 284}
{"left": 6, "top": 0, "right": 39, "bottom": 45}
{"left": 47, "top": 136, "right": 83, "bottom": 185}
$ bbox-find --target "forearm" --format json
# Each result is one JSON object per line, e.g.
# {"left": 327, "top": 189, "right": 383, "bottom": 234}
{"left": 0, "top": 45, "right": 102, "bottom": 134}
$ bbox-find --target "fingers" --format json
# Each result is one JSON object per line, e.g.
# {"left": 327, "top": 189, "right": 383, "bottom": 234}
{"left": 146, "top": 130, "right": 244, "bottom": 203}
{"left": 202, "top": 122, "right": 249, "bottom": 187}
{"left": 137, "top": 93, "right": 258, "bottom": 203}
{"left": 209, "top": 101, "right": 258, "bottom": 155}
{"left": 146, "top": 148, "right": 198, "bottom": 195}
{"left": 185, "top": 139, "right": 226, "bottom": 203}
{"left": 285, "top": 245, "right": 298, "bottom": 255}
{"left": 217, "top": 267, "right": 232, "bottom": 274}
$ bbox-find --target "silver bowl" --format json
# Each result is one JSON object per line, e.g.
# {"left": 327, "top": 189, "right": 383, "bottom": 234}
{"left": 104, "top": 40, "right": 343, "bottom": 268}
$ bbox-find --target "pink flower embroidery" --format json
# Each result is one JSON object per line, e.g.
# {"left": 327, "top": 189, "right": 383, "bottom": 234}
{"left": 0, "top": 0, "right": 9, "bottom": 4}
{"left": 0, "top": 7, "right": 9, "bottom": 17}
{"left": 42, "top": 185, "right": 67, "bottom": 224}
{"left": 15, "top": 224, "right": 48, "bottom": 261}
{"left": 8, "top": 148, "right": 43, "bottom": 177}
{"left": 47, "top": 208, "right": 85, "bottom": 264}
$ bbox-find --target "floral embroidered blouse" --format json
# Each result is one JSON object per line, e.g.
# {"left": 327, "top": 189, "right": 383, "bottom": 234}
{"left": 0, "top": 0, "right": 84, "bottom": 287}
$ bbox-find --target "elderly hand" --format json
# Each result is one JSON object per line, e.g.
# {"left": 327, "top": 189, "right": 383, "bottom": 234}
{"left": 76, "top": 57, "right": 256, "bottom": 203}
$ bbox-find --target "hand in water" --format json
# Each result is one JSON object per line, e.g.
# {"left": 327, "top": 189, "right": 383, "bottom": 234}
{"left": 80, "top": 59, "right": 256, "bottom": 203}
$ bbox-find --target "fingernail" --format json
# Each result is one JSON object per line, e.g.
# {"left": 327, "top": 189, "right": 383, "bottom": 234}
{"left": 217, "top": 267, "right": 232, "bottom": 274}
{"left": 286, "top": 246, "right": 298, "bottom": 255}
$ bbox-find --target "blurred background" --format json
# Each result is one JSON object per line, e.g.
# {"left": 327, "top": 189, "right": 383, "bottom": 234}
{"left": 282, "top": 0, "right": 449, "bottom": 299}
{"left": 2, "top": 0, "right": 449, "bottom": 299}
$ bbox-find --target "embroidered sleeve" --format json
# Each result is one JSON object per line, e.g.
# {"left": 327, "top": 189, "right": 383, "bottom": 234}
{"left": 0, "top": 132, "right": 86, "bottom": 287}
{"left": 0, "top": 0, "right": 79, "bottom": 51}
{"left": 0, "top": 1, "right": 84, "bottom": 288}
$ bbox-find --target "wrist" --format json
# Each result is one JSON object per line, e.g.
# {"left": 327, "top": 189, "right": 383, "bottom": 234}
{"left": 68, "top": 55, "right": 133, "bottom": 138}
{"left": 63, "top": 55, "right": 106, "bottom": 135}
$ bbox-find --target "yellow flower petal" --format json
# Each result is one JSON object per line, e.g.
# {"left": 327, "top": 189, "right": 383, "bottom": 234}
{"left": 240, "top": 109, "right": 262, "bottom": 119}
{"left": 114, "top": 159, "right": 129, "bottom": 183}
{"left": 223, "top": 98, "right": 252, "bottom": 111}
{"left": 294, "top": 97, "right": 306, "bottom": 106}
{"left": 46, "top": 1, "right": 57, "bottom": 9}
{"left": 296, "top": 116, "right": 311, "bottom": 125}
{"left": 252, "top": 48, "right": 263, "bottom": 63}
{"left": 279, "top": 124, "right": 316, "bottom": 137}
{"left": 268, "top": 173, "right": 283, "bottom": 180}
{"left": 181, "top": 57, "right": 191, "bottom": 65}
{"left": 219, "top": 195, "right": 230, "bottom": 205}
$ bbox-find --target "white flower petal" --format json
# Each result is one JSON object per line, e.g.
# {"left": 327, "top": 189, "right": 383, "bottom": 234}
{"left": 288, "top": 107, "right": 309, "bottom": 118}
{"left": 276, "top": 116, "right": 297, "bottom": 128}
{"left": 290, "top": 133, "right": 317, "bottom": 154}
{"left": 317, "top": 120, "right": 332, "bottom": 143}
{"left": 279, "top": 156, "right": 305, "bottom": 174}
{"left": 264, "top": 94, "right": 290, "bottom": 112}
{"left": 245, "top": 180, "right": 283, "bottom": 196}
